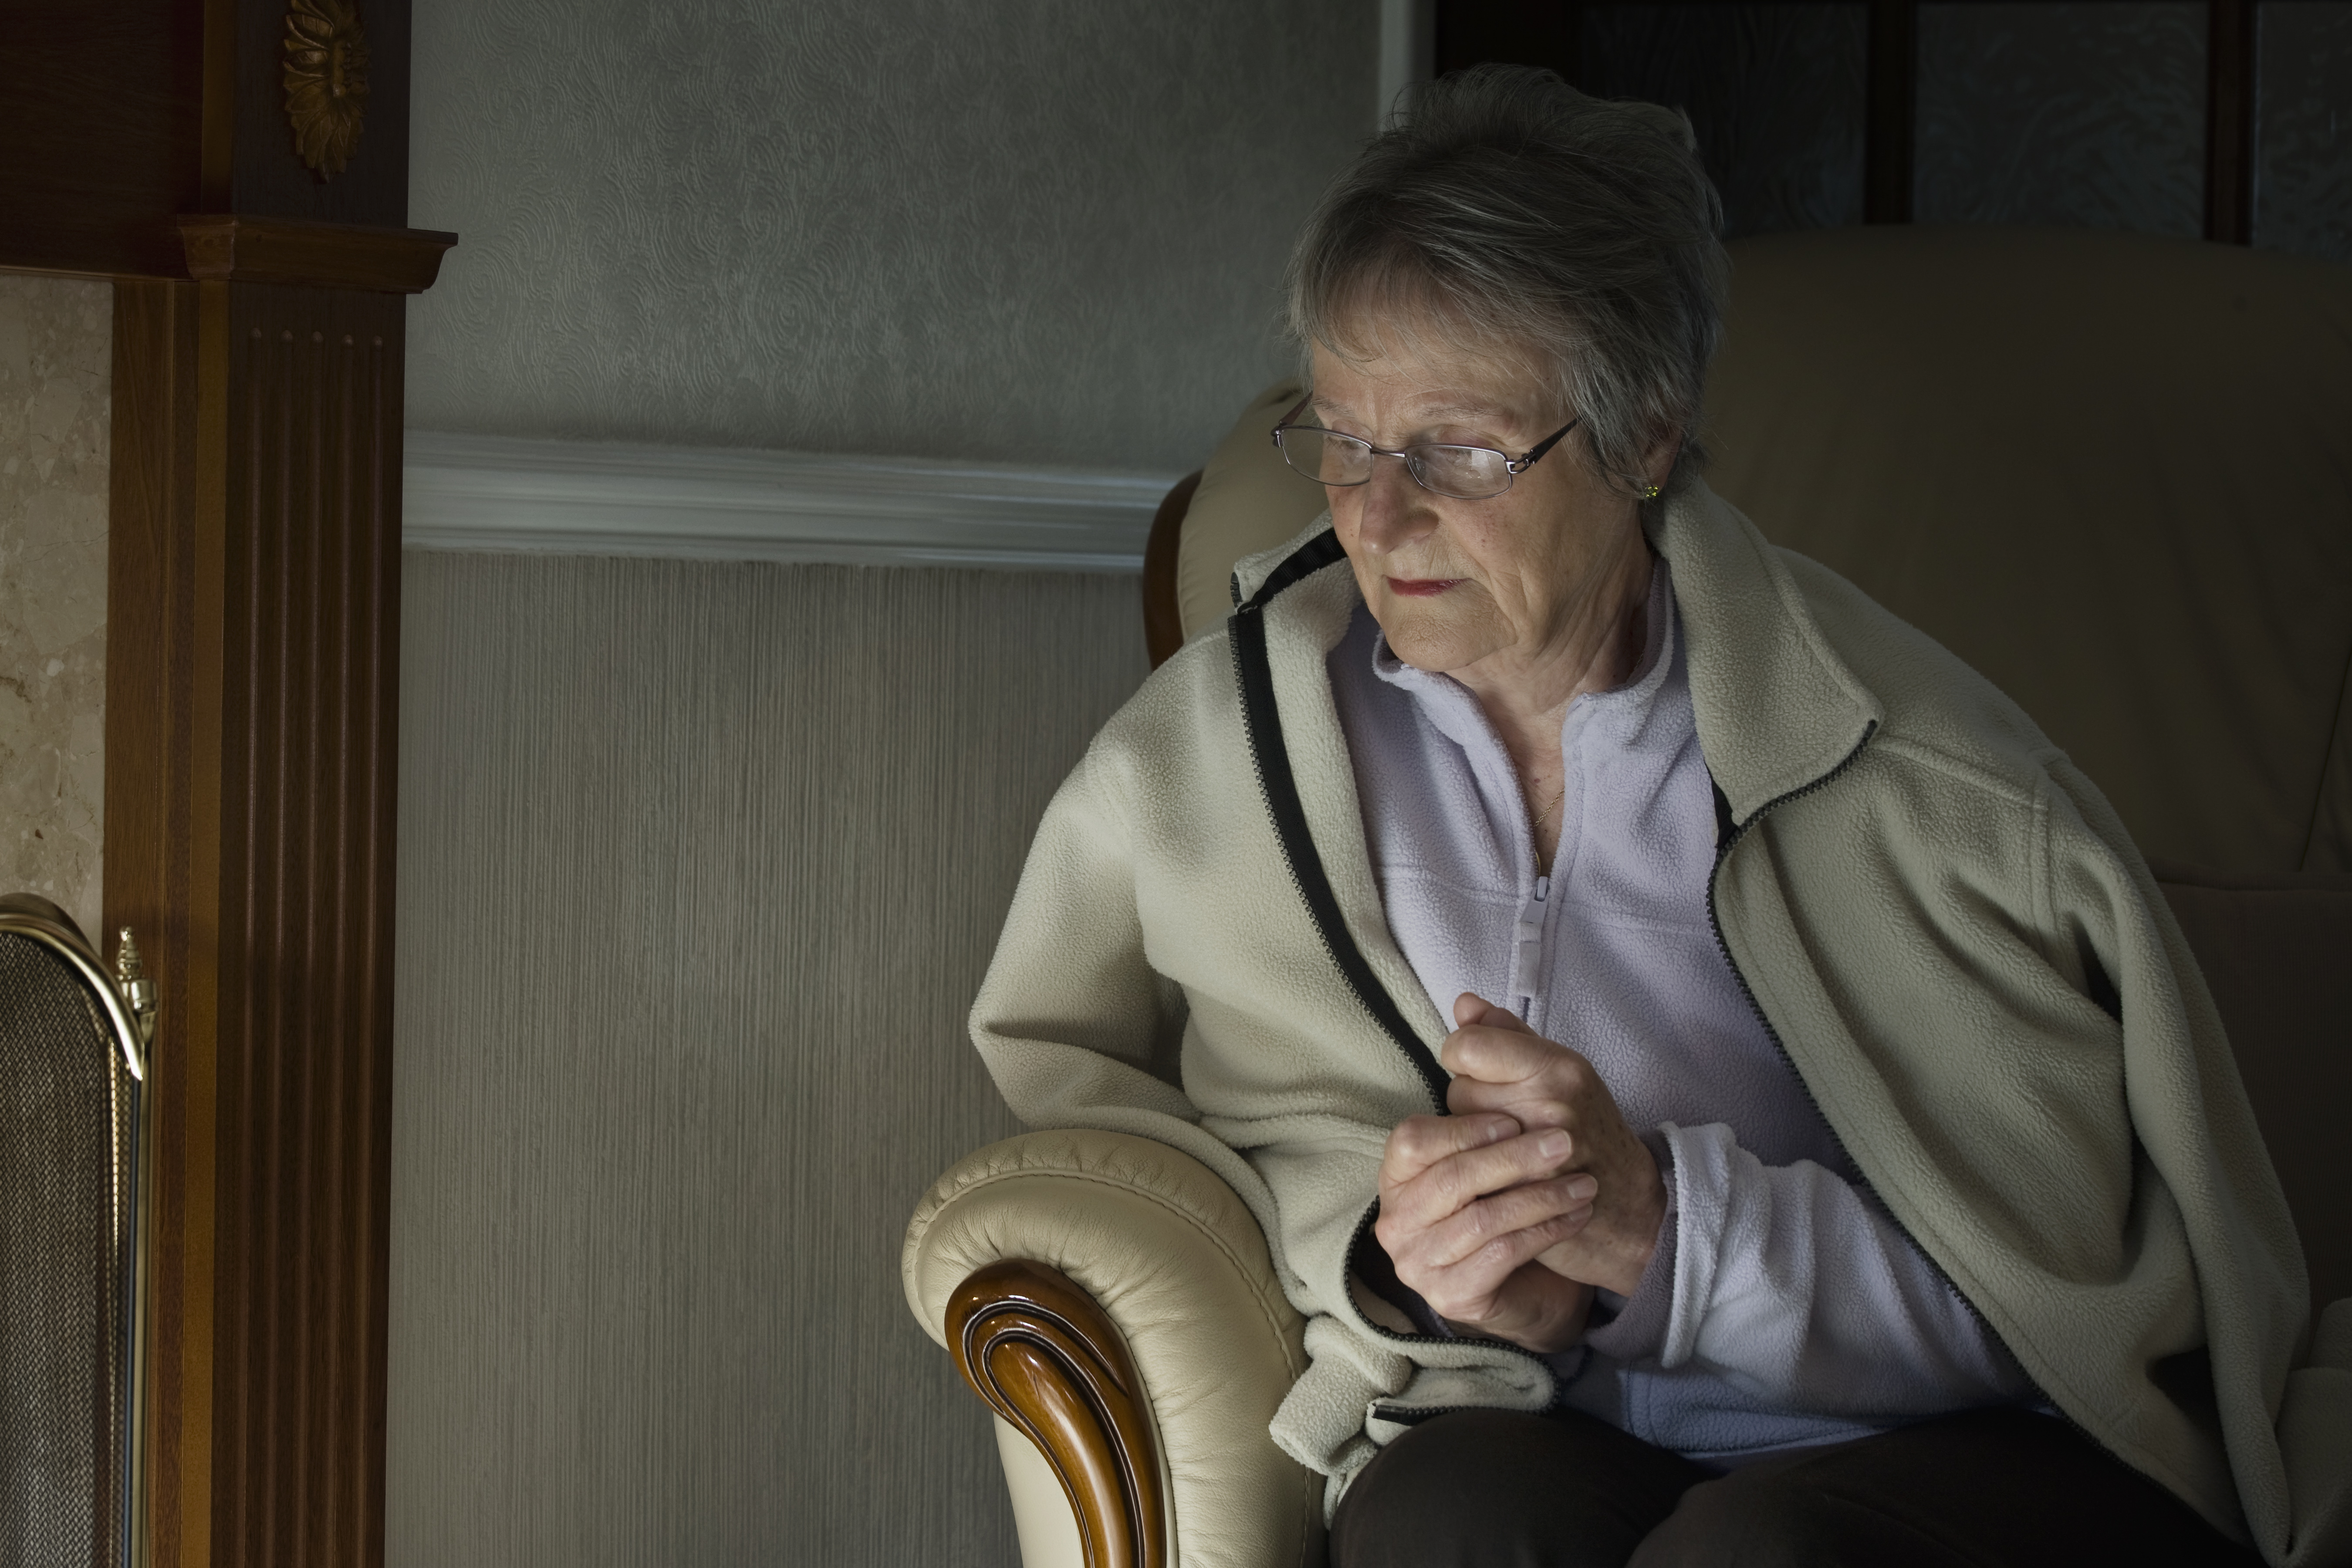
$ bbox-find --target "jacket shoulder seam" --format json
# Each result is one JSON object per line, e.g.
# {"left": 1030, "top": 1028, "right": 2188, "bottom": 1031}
{"left": 1865, "top": 731, "right": 2044, "bottom": 811}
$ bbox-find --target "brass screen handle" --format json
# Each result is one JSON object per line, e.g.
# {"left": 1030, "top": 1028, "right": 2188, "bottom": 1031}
{"left": 115, "top": 928, "right": 157, "bottom": 1048}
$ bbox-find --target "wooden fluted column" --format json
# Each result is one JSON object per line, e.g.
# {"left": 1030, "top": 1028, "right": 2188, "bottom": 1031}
{"left": 4, "top": 4, "right": 450, "bottom": 1565}
{"left": 107, "top": 259, "right": 434, "bottom": 1568}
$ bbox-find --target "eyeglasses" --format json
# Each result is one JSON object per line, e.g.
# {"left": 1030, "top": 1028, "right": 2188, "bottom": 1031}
{"left": 1270, "top": 394, "right": 1581, "bottom": 501}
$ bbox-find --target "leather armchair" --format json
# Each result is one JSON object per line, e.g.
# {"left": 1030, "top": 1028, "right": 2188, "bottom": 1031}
{"left": 903, "top": 226, "right": 2352, "bottom": 1568}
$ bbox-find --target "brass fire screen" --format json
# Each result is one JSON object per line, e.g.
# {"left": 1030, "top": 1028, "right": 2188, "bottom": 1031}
{"left": 0, "top": 897, "right": 151, "bottom": 1568}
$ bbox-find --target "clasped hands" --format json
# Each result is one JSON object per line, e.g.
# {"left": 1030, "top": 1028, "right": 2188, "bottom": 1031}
{"left": 1372, "top": 994, "right": 1668, "bottom": 1354}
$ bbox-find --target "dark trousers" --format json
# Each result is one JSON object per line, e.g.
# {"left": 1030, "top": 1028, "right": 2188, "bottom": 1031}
{"left": 1328, "top": 1406, "right": 2262, "bottom": 1568}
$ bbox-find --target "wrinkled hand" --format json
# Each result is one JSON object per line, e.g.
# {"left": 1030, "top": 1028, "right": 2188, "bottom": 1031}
{"left": 1441, "top": 994, "right": 1667, "bottom": 1299}
{"left": 1374, "top": 1106, "right": 1597, "bottom": 1353}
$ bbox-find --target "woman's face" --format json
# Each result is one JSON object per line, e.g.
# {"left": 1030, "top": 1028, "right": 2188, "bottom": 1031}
{"left": 1311, "top": 331, "right": 1649, "bottom": 683}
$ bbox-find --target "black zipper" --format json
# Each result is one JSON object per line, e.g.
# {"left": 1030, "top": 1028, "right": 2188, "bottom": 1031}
{"left": 1230, "top": 534, "right": 1450, "bottom": 1110}
{"left": 1230, "top": 536, "right": 1557, "bottom": 1396}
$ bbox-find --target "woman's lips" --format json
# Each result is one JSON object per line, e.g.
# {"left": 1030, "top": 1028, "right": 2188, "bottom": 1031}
{"left": 1387, "top": 577, "right": 1462, "bottom": 598}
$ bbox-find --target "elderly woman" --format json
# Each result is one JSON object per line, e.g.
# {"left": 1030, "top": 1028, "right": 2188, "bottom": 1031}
{"left": 971, "top": 68, "right": 2318, "bottom": 1568}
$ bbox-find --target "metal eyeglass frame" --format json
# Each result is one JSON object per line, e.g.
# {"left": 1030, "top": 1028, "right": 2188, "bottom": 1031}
{"left": 1269, "top": 392, "right": 1582, "bottom": 500}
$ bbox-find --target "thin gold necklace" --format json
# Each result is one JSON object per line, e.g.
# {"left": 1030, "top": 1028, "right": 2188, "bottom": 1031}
{"left": 1531, "top": 779, "right": 1566, "bottom": 868}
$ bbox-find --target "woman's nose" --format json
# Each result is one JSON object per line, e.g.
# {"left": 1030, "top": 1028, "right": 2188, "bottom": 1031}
{"left": 1350, "top": 455, "right": 1438, "bottom": 556}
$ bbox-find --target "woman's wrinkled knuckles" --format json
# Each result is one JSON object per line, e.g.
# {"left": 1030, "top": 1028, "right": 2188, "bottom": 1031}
{"left": 1527, "top": 1101, "right": 1576, "bottom": 1136}
{"left": 1467, "top": 1110, "right": 1523, "bottom": 1144}
{"left": 1417, "top": 1166, "right": 1569, "bottom": 1269}
{"left": 1436, "top": 1028, "right": 1500, "bottom": 1078}
{"left": 1426, "top": 1195, "right": 1541, "bottom": 1273}
{"left": 1445, "top": 1024, "right": 1562, "bottom": 1080}
{"left": 1471, "top": 1210, "right": 1571, "bottom": 1277}
{"left": 1401, "top": 1111, "right": 1512, "bottom": 1166}
{"left": 1449, "top": 1192, "right": 1505, "bottom": 1249}
{"left": 1379, "top": 1114, "right": 1458, "bottom": 1183}
{"left": 1482, "top": 1173, "right": 1578, "bottom": 1230}
{"left": 1518, "top": 1197, "right": 1587, "bottom": 1246}
{"left": 1523, "top": 1183, "right": 1585, "bottom": 1226}
{"left": 1413, "top": 1155, "right": 1474, "bottom": 1219}
{"left": 1444, "top": 1132, "right": 1548, "bottom": 1206}
{"left": 1378, "top": 1195, "right": 1456, "bottom": 1267}
{"left": 1445, "top": 1077, "right": 1515, "bottom": 1117}
{"left": 1391, "top": 1112, "right": 1453, "bottom": 1156}
{"left": 1379, "top": 1176, "right": 1446, "bottom": 1234}
{"left": 1470, "top": 1230, "right": 1543, "bottom": 1277}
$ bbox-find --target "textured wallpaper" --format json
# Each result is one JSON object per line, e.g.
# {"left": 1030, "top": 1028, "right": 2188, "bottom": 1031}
{"left": 404, "top": 0, "right": 1378, "bottom": 474}
{"left": 389, "top": 553, "right": 1149, "bottom": 1568}
{"left": 0, "top": 276, "right": 107, "bottom": 943}
{"left": 1582, "top": 3, "right": 1866, "bottom": 237}
{"left": 2258, "top": 2, "right": 2352, "bottom": 264}
{"left": 1915, "top": 2, "right": 2206, "bottom": 235}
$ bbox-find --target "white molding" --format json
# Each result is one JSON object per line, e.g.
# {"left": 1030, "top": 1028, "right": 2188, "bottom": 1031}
{"left": 401, "top": 431, "right": 1182, "bottom": 573}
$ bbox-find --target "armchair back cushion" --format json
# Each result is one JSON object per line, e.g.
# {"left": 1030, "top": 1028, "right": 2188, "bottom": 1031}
{"left": 1703, "top": 226, "right": 2352, "bottom": 875}
{"left": 2154, "top": 869, "right": 2352, "bottom": 1318}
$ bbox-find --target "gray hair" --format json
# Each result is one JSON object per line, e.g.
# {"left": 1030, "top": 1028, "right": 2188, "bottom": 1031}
{"left": 1285, "top": 65, "right": 1728, "bottom": 497}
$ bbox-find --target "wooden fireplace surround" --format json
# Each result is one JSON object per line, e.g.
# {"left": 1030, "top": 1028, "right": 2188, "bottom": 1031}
{"left": 1, "top": 4, "right": 451, "bottom": 1564}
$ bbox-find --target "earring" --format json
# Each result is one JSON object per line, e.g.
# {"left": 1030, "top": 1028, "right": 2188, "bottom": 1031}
{"left": 1639, "top": 482, "right": 1663, "bottom": 501}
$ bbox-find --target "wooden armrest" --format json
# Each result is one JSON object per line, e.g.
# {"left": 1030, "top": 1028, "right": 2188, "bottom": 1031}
{"left": 950, "top": 1258, "right": 1166, "bottom": 1568}
{"left": 904, "top": 1129, "right": 1321, "bottom": 1568}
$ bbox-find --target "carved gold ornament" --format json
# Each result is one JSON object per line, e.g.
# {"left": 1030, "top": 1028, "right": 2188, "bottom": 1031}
{"left": 283, "top": 0, "right": 370, "bottom": 178}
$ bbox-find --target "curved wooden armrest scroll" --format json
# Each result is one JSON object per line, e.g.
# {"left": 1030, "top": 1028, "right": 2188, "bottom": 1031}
{"left": 948, "top": 1258, "right": 1167, "bottom": 1568}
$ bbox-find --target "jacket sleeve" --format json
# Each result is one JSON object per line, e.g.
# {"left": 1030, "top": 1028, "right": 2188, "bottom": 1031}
{"left": 967, "top": 739, "right": 1288, "bottom": 1234}
{"left": 2038, "top": 757, "right": 2345, "bottom": 1568}
{"left": 1586, "top": 1122, "right": 2040, "bottom": 1416}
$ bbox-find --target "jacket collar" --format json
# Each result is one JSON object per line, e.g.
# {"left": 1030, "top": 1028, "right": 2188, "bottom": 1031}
{"left": 1648, "top": 482, "right": 1882, "bottom": 822}
{"left": 1233, "top": 481, "right": 1882, "bottom": 828}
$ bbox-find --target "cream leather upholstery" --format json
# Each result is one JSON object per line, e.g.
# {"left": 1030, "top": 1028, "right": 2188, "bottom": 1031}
{"left": 1173, "top": 378, "right": 1325, "bottom": 653}
{"left": 902, "top": 1129, "right": 1323, "bottom": 1568}
{"left": 995, "top": 1413, "right": 1087, "bottom": 1568}
{"left": 1703, "top": 226, "right": 2352, "bottom": 875}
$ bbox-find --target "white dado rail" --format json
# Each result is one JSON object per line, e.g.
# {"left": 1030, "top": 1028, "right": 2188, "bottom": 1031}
{"left": 402, "top": 431, "right": 1183, "bottom": 573}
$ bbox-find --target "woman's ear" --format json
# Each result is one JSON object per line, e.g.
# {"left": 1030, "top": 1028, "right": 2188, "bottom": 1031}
{"left": 1638, "top": 426, "right": 1685, "bottom": 494}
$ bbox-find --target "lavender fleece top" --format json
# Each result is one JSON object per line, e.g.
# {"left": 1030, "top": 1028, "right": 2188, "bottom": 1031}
{"left": 1328, "top": 561, "right": 2037, "bottom": 1463}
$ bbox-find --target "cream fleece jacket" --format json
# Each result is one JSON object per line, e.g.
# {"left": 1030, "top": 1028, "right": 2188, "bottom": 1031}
{"left": 1328, "top": 570, "right": 2039, "bottom": 1457}
{"left": 970, "top": 482, "right": 2352, "bottom": 1564}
